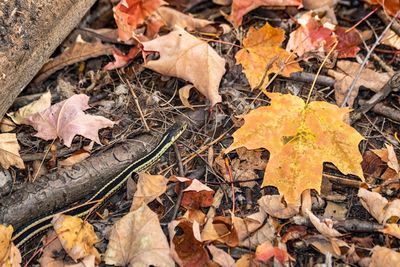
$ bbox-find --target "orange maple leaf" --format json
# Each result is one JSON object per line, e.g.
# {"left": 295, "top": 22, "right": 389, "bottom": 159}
{"left": 229, "top": 0, "right": 302, "bottom": 27}
{"left": 235, "top": 23, "right": 302, "bottom": 90}
{"left": 365, "top": 0, "right": 400, "bottom": 16}
{"left": 113, "top": 0, "right": 163, "bottom": 41}
{"left": 225, "top": 93, "right": 364, "bottom": 205}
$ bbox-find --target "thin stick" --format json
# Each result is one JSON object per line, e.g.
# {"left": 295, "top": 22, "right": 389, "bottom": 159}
{"left": 126, "top": 79, "right": 150, "bottom": 131}
{"left": 305, "top": 41, "right": 338, "bottom": 105}
{"left": 341, "top": 11, "right": 400, "bottom": 108}
{"left": 32, "top": 138, "right": 56, "bottom": 182}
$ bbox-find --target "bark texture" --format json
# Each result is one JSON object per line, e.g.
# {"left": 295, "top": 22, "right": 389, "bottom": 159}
{"left": 0, "top": 0, "right": 97, "bottom": 120}
{"left": 0, "top": 134, "right": 158, "bottom": 229}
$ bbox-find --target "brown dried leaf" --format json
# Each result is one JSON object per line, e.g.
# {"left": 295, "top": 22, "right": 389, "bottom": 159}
{"left": 8, "top": 91, "right": 51, "bottom": 125}
{"left": 381, "top": 224, "right": 400, "bottom": 239}
{"left": 142, "top": 27, "right": 226, "bottom": 106}
{"left": 327, "top": 60, "right": 391, "bottom": 107}
{"left": 0, "top": 133, "right": 25, "bottom": 170}
{"left": 370, "top": 246, "right": 400, "bottom": 267}
{"left": 372, "top": 144, "right": 400, "bottom": 174}
{"left": 155, "top": 6, "right": 213, "bottom": 31}
{"left": 258, "top": 195, "right": 298, "bottom": 219}
{"left": 104, "top": 203, "right": 174, "bottom": 266}
{"left": 130, "top": 172, "right": 168, "bottom": 211}
{"left": 201, "top": 216, "right": 239, "bottom": 247}
{"left": 59, "top": 150, "right": 90, "bottom": 168}
{"left": 304, "top": 209, "right": 342, "bottom": 238}
{"left": 358, "top": 188, "right": 400, "bottom": 224}
{"left": 207, "top": 245, "right": 235, "bottom": 267}
{"left": 35, "top": 37, "right": 114, "bottom": 84}
{"left": 26, "top": 94, "right": 114, "bottom": 147}
{"left": 382, "top": 30, "right": 400, "bottom": 50}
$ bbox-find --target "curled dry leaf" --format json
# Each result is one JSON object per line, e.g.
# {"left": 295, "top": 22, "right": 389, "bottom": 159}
{"left": 207, "top": 245, "right": 236, "bottom": 267}
{"left": 171, "top": 176, "right": 215, "bottom": 209}
{"left": 141, "top": 27, "right": 226, "bottom": 106}
{"left": 381, "top": 223, "right": 400, "bottom": 239}
{"left": 0, "top": 133, "right": 25, "bottom": 170}
{"left": 358, "top": 188, "right": 400, "bottom": 224}
{"left": 51, "top": 214, "right": 100, "bottom": 263}
{"left": 255, "top": 241, "right": 293, "bottom": 265}
{"left": 25, "top": 94, "right": 114, "bottom": 147}
{"left": 0, "top": 225, "right": 21, "bottom": 267}
{"left": 304, "top": 235, "right": 349, "bottom": 257}
{"left": 178, "top": 84, "right": 195, "bottom": 109}
{"left": 104, "top": 203, "right": 174, "bottom": 267}
{"left": 201, "top": 216, "right": 239, "bottom": 247}
{"left": 113, "top": 0, "right": 164, "bottom": 41}
{"left": 370, "top": 246, "right": 400, "bottom": 267}
{"left": 8, "top": 91, "right": 51, "bottom": 125}
{"left": 130, "top": 172, "right": 168, "bottom": 211}
{"left": 258, "top": 195, "right": 298, "bottom": 219}
{"left": 304, "top": 209, "right": 342, "bottom": 238}
{"left": 327, "top": 60, "right": 391, "bottom": 107}
{"left": 215, "top": 147, "right": 266, "bottom": 188}
{"left": 226, "top": 92, "right": 364, "bottom": 205}
{"left": 372, "top": 144, "right": 400, "bottom": 174}
{"left": 35, "top": 37, "right": 115, "bottom": 84}
{"left": 168, "top": 219, "right": 210, "bottom": 267}
{"left": 155, "top": 6, "right": 213, "bottom": 31}
{"left": 382, "top": 29, "right": 400, "bottom": 50}
{"left": 39, "top": 232, "right": 96, "bottom": 267}
{"left": 235, "top": 23, "right": 302, "bottom": 90}
{"left": 232, "top": 211, "right": 266, "bottom": 242}
{"left": 229, "top": 0, "right": 302, "bottom": 27}
{"left": 236, "top": 254, "right": 266, "bottom": 267}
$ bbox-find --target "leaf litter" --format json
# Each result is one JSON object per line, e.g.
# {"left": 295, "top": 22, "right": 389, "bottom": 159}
{"left": 2, "top": 0, "right": 400, "bottom": 266}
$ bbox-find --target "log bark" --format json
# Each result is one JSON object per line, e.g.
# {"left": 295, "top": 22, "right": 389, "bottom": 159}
{"left": 0, "top": 134, "right": 159, "bottom": 229}
{"left": 0, "top": 0, "right": 98, "bottom": 120}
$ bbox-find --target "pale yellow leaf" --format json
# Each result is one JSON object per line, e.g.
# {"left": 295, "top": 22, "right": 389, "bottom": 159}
{"left": 0, "top": 133, "right": 25, "bottom": 170}
{"left": 8, "top": 91, "right": 51, "bottom": 125}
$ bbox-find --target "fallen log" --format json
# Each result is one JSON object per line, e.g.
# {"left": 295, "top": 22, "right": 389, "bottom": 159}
{"left": 0, "top": 0, "right": 98, "bottom": 120}
{"left": 0, "top": 134, "right": 159, "bottom": 229}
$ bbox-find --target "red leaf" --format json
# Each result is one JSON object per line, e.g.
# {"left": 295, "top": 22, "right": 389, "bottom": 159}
{"left": 255, "top": 241, "right": 291, "bottom": 265}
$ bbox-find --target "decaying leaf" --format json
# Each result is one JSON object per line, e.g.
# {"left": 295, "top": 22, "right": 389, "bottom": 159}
{"left": 104, "top": 203, "right": 174, "bottom": 266}
{"left": 171, "top": 176, "right": 215, "bottom": 209}
{"left": 327, "top": 60, "right": 391, "bottom": 107}
{"left": 113, "top": 0, "right": 164, "bottom": 41}
{"left": 255, "top": 241, "right": 292, "bottom": 265}
{"left": 370, "top": 246, "right": 400, "bottom": 267}
{"left": 207, "top": 245, "right": 235, "bottom": 267}
{"left": 0, "top": 225, "right": 21, "bottom": 267}
{"left": 235, "top": 23, "right": 302, "bottom": 90}
{"left": 358, "top": 188, "right": 400, "bottom": 224}
{"left": 39, "top": 232, "right": 96, "bottom": 267}
{"left": 215, "top": 147, "right": 266, "bottom": 188}
{"left": 258, "top": 195, "right": 298, "bottom": 219}
{"left": 201, "top": 216, "right": 239, "bottom": 247}
{"left": 226, "top": 92, "right": 364, "bottom": 205}
{"left": 169, "top": 219, "right": 210, "bottom": 267}
{"left": 142, "top": 27, "right": 226, "bottom": 106}
{"left": 52, "top": 214, "right": 100, "bottom": 263}
{"left": 25, "top": 94, "right": 114, "bottom": 147}
{"left": 0, "top": 133, "right": 25, "bottom": 170}
{"left": 382, "top": 29, "right": 400, "bottom": 50}
{"left": 34, "top": 37, "right": 115, "bottom": 84}
{"left": 8, "top": 91, "right": 52, "bottom": 125}
{"left": 372, "top": 144, "right": 400, "bottom": 174}
{"left": 130, "top": 172, "right": 168, "bottom": 211}
{"left": 229, "top": 0, "right": 302, "bottom": 27}
{"left": 304, "top": 209, "right": 342, "bottom": 238}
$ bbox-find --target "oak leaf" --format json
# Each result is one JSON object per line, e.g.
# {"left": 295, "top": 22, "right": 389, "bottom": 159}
{"left": 0, "top": 133, "right": 25, "bottom": 170}
{"left": 142, "top": 27, "right": 226, "bottom": 106}
{"left": 104, "top": 203, "right": 174, "bottom": 266}
{"left": 113, "top": 0, "right": 164, "bottom": 41}
{"left": 51, "top": 214, "right": 100, "bottom": 263}
{"left": 226, "top": 92, "right": 364, "bottom": 205}
{"left": 235, "top": 23, "right": 302, "bottom": 90}
{"left": 25, "top": 94, "right": 114, "bottom": 147}
{"left": 0, "top": 225, "right": 21, "bottom": 267}
{"left": 229, "top": 0, "right": 302, "bottom": 27}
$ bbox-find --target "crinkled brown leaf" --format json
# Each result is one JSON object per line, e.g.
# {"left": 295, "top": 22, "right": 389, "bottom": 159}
{"left": 358, "top": 188, "right": 400, "bottom": 224}
{"left": 130, "top": 172, "right": 168, "bottom": 211}
{"left": 142, "top": 27, "right": 226, "bottom": 106}
{"left": 26, "top": 94, "right": 114, "bottom": 147}
{"left": 104, "top": 203, "right": 174, "bottom": 266}
{"left": 0, "top": 133, "right": 25, "bottom": 170}
{"left": 258, "top": 195, "right": 298, "bottom": 219}
{"left": 226, "top": 92, "right": 364, "bottom": 205}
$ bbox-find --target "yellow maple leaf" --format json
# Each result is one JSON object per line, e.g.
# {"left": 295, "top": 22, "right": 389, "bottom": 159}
{"left": 52, "top": 214, "right": 100, "bottom": 263}
{"left": 235, "top": 23, "right": 302, "bottom": 90}
{"left": 225, "top": 93, "right": 364, "bottom": 205}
